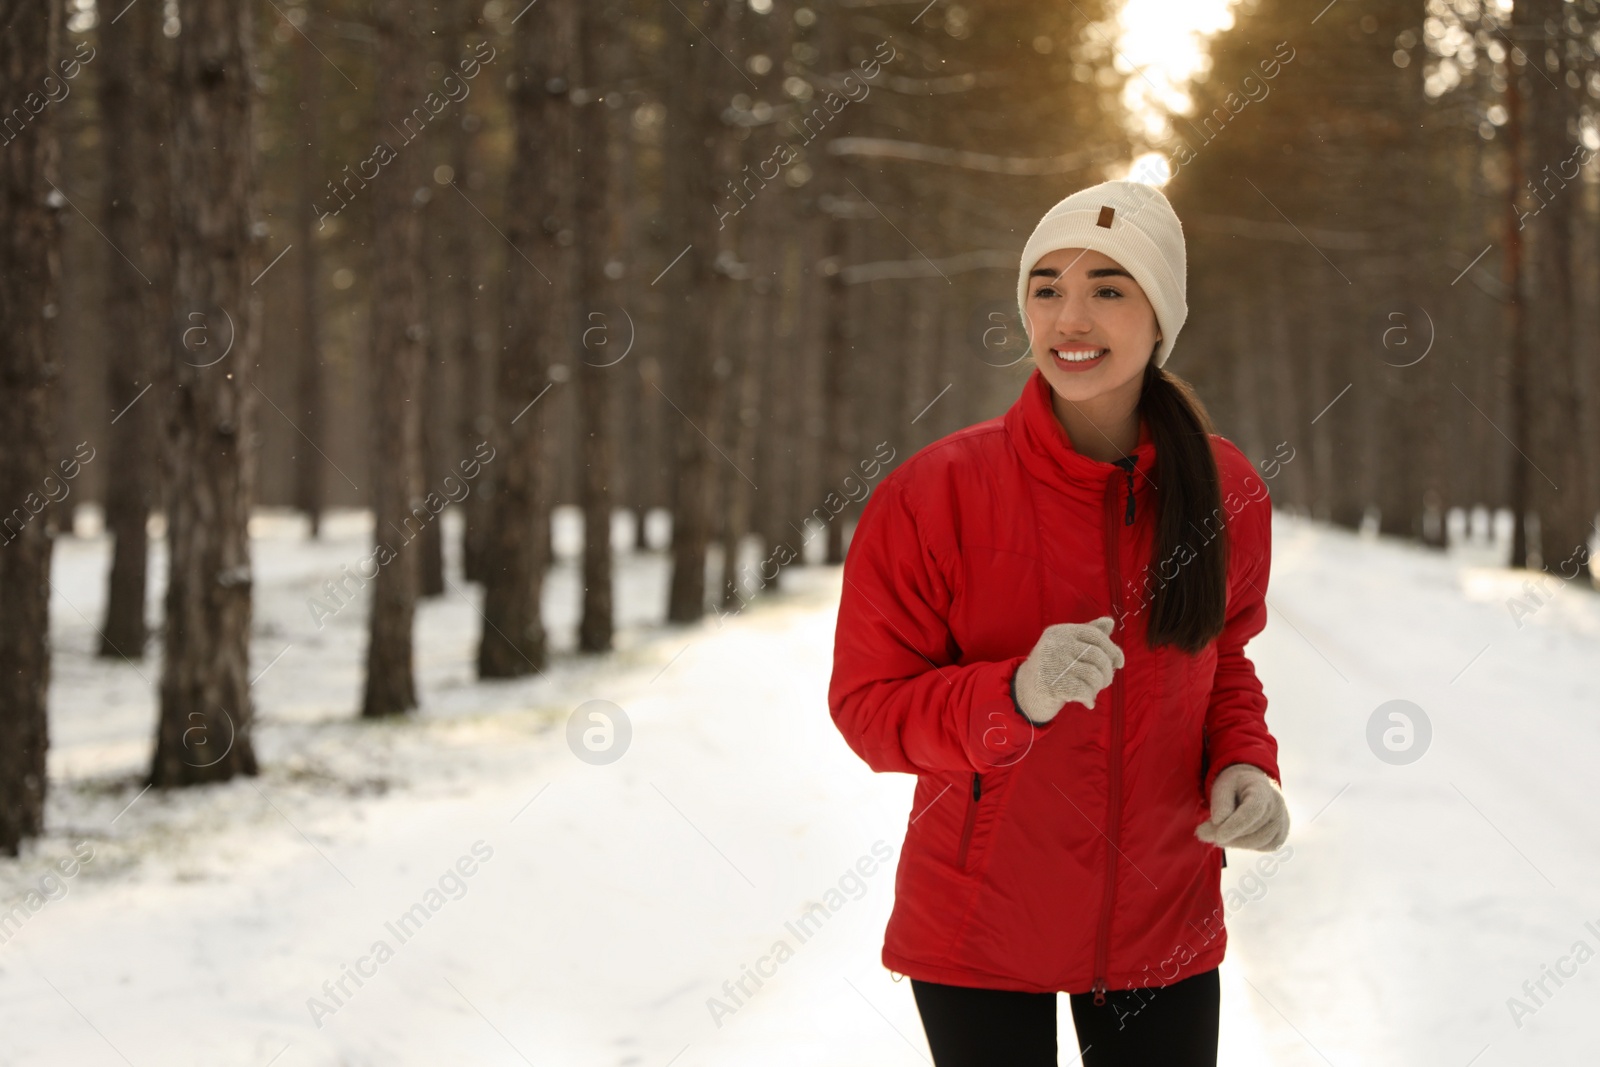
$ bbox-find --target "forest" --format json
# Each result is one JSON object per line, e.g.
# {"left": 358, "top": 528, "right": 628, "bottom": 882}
{"left": 1, "top": 0, "right": 1596, "bottom": 864}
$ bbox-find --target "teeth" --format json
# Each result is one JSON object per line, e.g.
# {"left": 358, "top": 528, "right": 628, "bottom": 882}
{"left": 1054, "top": 348, "right": 1105, "bottom": 363}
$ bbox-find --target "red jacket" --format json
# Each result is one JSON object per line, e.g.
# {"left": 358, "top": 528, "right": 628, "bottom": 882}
{"left": 828, "top": 366, "right": 1280, "bottom": 997}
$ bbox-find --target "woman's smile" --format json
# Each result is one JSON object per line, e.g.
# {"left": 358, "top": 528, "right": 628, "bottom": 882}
{"left": 1051, "top": 345, "right": 1109, "bottom": 369}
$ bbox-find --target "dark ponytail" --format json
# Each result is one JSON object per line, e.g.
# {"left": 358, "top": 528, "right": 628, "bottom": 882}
{"left": 1136, "top": 360, "right": 1230, "bottom": 655}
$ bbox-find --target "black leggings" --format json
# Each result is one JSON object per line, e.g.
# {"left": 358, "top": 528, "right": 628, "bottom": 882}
{"left": 911, "top": 967, "right": 1219, "bottom": 1067}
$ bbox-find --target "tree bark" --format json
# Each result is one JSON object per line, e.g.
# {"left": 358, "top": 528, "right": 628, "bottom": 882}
{"left": 416, "top": 214, "right": 446, "bottom": 598}
{"left": 664, "top": 0, "right": 742, "bottom": 622}
{"left": 151, "top": 0, "right": 263, "bottom": 784}
{"left": 573, "top": 0, "right": 625, "bottom": 652}
{"left": 478, "top": 0, "right": 571, "bottom": 676}
{"left": 1502, "top": 29, "right": 1532, "bottom": 569}
{"left": 0, "top": 0, "right": 63, "bottom": 853}
{"left": 1517, "top": 0, "right": 1591, "bottom": 578}
{"left": 360, "top": 0, "right": 427, "bottom": 718}
{"left": 291, "top": 7, "right": 325, "bottom": 540}
{"left": 444, "top": 25, "right": 489, "bottom": 583}
{"left": 98, "top": 0, "right": 169, "bottom": 657}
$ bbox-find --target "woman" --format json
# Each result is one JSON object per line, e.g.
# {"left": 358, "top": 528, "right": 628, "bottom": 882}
{"left": 827, "top": 179, "right": 1289, "bottom": 1066}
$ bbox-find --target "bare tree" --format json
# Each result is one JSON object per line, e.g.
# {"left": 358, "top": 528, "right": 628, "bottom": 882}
{"left": 151, "top": 0, "right": 264, "bottom": 784}
{"left": 291, "top": 7, "right": 326, "bottom": 539}
{"left": 664, "top": 0, "right": 743, "bottom": 622}
{"left": 573, "top": 0, "right": 627, "bottom": 651}
{"left": 98, "top": 0, "right": 170, "bottom": 657}
{"left": 360, "top": 0, "right": 428, "bottom": 718}
{"left": 1502, "top": 8, "right": 1533, "bottom": 568}
{"left": 1515, "top": 0, "right": 1593, "bottom": 577}
{"left": 0, "top": 0, "right": 63, "bottom": 853}
{"left": 478, "top": 0, "right": 574, "bottom": 676}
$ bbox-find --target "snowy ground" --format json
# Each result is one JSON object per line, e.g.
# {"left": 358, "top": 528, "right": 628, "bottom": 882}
{"left": 0, "top": 504, "right": 1596, "bottom": 1066}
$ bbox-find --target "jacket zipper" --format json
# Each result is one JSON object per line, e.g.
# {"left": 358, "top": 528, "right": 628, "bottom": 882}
{"left": 956, "top": 771, "right": 982, "bottom": 869}
{"left": 1093, "top": 458, "right": 1137, "bottom": 1004}
{"left": 1121, "top": 461, "right": 1136, "bottom": 526}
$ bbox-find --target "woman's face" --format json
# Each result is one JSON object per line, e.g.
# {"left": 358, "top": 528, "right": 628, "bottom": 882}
{"left": 1023, "top": 247, "right": 1160, "bottom": 405}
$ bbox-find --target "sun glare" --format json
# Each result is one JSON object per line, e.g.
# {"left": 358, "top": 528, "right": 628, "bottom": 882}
{"left": 1115, "top": 0, "right": 1240, "bottom": 150}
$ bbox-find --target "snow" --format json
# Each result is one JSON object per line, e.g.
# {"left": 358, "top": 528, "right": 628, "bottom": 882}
{"left": 0, "top": 504, "right": 1595, "bottom": 1065}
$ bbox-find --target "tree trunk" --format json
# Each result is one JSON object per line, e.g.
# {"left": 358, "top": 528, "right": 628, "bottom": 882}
{"left": 1518, "top": 0, "right": 1591, "bottom": 579}
{"left": 1502, "top": 34, "right": 1532, "bottom": 568}
{"left": 151, "top": 0, "right": 263, "bottom": 784}
{"left": 664, "top": 0, "right": 742, "bottom": 622}
{"left": 292, "top": 8, "right": 325, "bottom": 539}
{"left": 574, "top": 0, "right": 625, "bottom": 652}
{"left": 98, "top": 0, "right": 168, "bottom": 658}
{"left": 0, "top": 0, "right": 63, "bottom": 854}
{"left": 360, "top": 0, "right": 427, "bottom": 718}
{"left": 444, "top": 46, "right": 489, "bottom": 582}
{"left": 478, "top": 0, "right": 572, "bottom": 676}
{"left": 416, "top": 227, "right": 446, "bottom": 598}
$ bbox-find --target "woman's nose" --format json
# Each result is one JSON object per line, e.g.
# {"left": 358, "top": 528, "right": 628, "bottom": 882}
{"left": 1052, "top": 292, "right": 1093, "bottom": 334}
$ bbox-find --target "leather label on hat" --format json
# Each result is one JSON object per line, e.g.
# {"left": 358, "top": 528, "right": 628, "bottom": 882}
{"left": 1096, "top": 205, "right": 1115, "bottom": 228}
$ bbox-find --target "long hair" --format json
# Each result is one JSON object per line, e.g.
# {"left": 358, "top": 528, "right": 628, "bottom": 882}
{"left": 1135, "top": 359, "right": 1230, "bottom": 654}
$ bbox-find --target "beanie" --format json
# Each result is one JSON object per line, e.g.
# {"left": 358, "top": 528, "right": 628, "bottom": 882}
{"left": 1015, "top": 179, "right": 1188, "bottom": 369}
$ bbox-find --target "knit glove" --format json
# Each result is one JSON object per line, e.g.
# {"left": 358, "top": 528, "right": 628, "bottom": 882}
{"left": 1195, "top": 763, "right": 1289, "bottom": 851}
{"left": 1012, "top": 616, "right": 1124, "bottom": 725}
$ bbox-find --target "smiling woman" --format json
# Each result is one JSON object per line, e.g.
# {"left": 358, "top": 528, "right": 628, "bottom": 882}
{"left": 829, "top": 177, "right": 1287, "bottom": 1067}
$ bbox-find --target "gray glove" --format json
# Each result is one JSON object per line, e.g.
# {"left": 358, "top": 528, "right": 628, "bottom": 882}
{"left": 1195, "top": 763, "right": 1290, "bottom": 851}
{"left": 1012, "top": 616, "right": 1124, "bottom": 725}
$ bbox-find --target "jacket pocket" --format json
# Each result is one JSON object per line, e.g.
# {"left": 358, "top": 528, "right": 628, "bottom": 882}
{"left": 955, "top": 771, "right": 982, "bottom": 869}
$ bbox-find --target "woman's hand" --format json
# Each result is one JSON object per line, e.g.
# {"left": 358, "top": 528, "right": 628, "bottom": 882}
{"left": 1013, "top": 616, "right": 1124, "bottom": 725}
{"left": 1195, "top": 763, "right": 1289, "bottom": 851}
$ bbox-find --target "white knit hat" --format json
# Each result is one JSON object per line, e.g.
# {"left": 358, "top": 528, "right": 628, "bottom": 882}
{"left": 1015, "top": 179, "right": 1188, "bottom": 369}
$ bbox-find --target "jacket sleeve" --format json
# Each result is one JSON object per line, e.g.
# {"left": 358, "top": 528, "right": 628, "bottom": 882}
{"left": 828, "top": 475, "right": 1052, "bottom": 777}
{"left": 1201, "top": 486, "right": 1281, "bottom": 801}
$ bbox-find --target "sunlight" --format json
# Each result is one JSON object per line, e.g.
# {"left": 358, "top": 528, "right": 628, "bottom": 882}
{"left": 1115, "top": 0, "right": 1241, "bottom": 146}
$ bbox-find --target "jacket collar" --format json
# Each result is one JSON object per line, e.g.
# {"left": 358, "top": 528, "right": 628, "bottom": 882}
{"left": 1004, "top": 365, "right": 1157, "bottom": 495}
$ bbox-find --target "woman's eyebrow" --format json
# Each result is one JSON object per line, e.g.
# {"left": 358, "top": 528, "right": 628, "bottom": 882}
{"left": 1027, "top": 266, "right": 1132, "bottom": 279}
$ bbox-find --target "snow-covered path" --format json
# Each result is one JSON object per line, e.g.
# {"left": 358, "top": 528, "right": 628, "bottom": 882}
{"left": 0, "top": 507, "right": 1595, "bottom": 1066}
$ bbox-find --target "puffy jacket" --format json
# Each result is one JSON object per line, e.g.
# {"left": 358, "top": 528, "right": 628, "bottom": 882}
{"left": 827, "top": 366, "right": 1280, "bottom": 998}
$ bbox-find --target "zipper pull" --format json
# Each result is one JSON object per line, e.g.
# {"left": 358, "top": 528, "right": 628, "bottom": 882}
{"left": 1092, "top": 978, "right": 1108, "bottom": 1006}
{"left": 1111, "top": 456, "right": 1137, "bottom": 526}
{"left": 972, "top": 772, "right": 983, "bottom": 801}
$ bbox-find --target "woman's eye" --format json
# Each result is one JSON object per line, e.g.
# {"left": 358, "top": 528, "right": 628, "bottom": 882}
{"left": 1095, "top": 286, "right": 1123, "bottom": 299}
{"left": 1033, "top": 286, "right": 1058, "bottom": 298}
